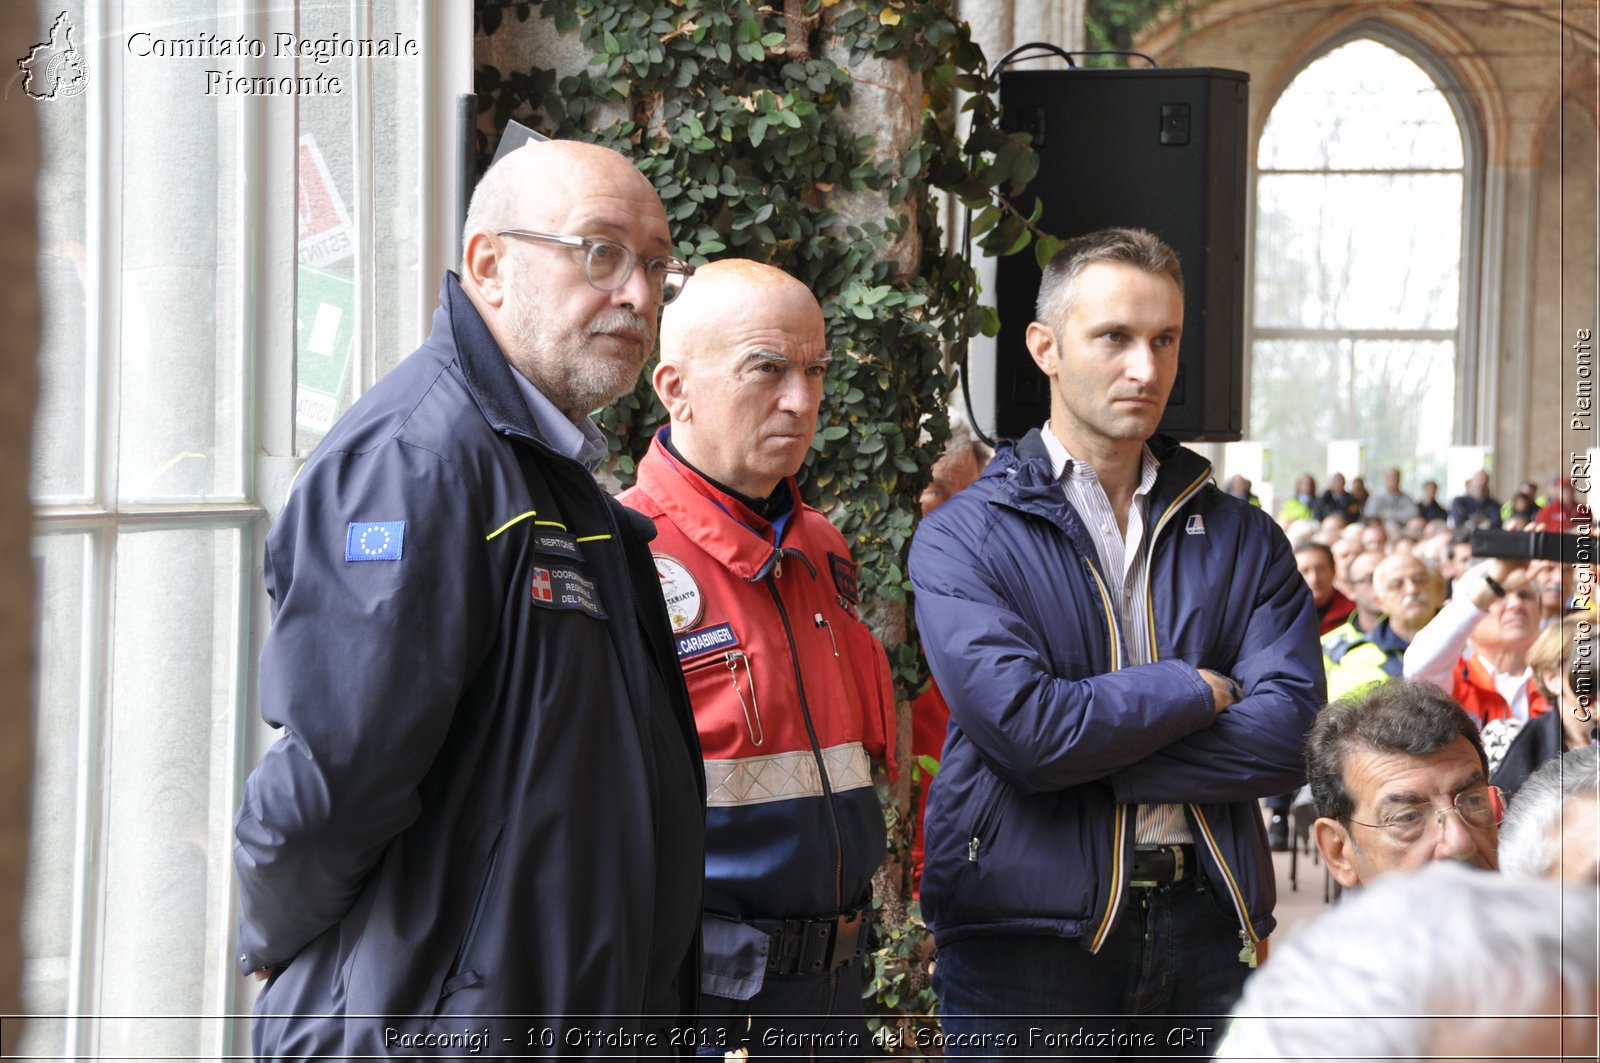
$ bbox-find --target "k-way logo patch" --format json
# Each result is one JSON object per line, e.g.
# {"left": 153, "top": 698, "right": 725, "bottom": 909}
{"left": 1185, "top": 515, "right": 1206, "bottom": 536}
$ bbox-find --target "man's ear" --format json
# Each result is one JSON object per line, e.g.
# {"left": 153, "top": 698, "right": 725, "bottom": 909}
{"left": 1025, "top": 320, "right": 1058, "bottom": 376}
{"left": 461, "top": 230, "right": 507, "bottom": 308}
{"left": 653, "top": 359, "right": 689, "bottom": 421}
{"left": 1313, "top": 817, "right": 1363, "bottom": 889}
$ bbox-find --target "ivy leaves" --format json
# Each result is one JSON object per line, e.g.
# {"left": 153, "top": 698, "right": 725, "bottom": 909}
{"left": 473, "top": 0, "right": 1052, "bottom": 646}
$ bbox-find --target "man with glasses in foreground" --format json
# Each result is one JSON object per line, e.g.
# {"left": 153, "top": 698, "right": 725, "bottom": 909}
{"left": 1306, "top": 679, "right": 1502, "bottom": 889}
{"left": 234, "top": 140, "right": 705, "bottom": 1058}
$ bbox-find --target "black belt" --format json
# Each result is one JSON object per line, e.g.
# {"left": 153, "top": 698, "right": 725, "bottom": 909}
{"left": 752, "top": 909, "right": 871, "bottom": 976}
{"left": 1130, "top": 844, "right": 1197, "bottom": 887}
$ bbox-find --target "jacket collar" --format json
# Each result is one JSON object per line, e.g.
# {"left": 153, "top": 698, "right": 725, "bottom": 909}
{"left": 634, "top": 430, "right": 793, "bottom": 581}
{"left": 993, "top": 428, "right": 1212, "bottom": 532}
{"left": 422, "top": 271, "right": 549, "bottom": 447}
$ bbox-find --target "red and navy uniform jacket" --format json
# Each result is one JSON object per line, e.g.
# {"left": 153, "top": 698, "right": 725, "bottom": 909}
{"left": 620, "top": 433, "right": 894, "bottom": 985}
{"left": 1452, "top": 655, "right": 1549, "bottom": 728}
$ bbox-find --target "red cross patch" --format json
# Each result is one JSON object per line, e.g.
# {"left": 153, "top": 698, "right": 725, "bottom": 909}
{"left": 531, "top": 566, "right": 553, "bottom": 604}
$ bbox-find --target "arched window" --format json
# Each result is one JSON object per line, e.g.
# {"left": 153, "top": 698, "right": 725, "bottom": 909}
{"left": 1251, "top": 33, "right": 1474, "bottom": 507}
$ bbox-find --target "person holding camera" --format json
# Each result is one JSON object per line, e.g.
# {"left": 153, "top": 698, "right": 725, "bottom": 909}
{"left": 1402, "top": 557, "right": 1548, "bottom": 728}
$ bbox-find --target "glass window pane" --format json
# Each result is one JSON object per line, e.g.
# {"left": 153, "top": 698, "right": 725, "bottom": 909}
{"left": 1255, "top": 172, "right": 1463, "bottom": 330}
{"left": 1253, "top": 338, "right": 1454, "bottom": 497}
{"left": 117, "top": 2, "right": 244, "bottom": 503}
{"left": 95, "top": 528, "right": 242, "bottom": 1057}
{"left": 295, "top": 1, "right": 426, "bottom": 451}
{"left": 18, "top": 533, "right": 93, "bottom": 1059}
{"left": 1259, "top": 39, "right": 1465, "bottom": 171}
{"left": 372, "top": 0, "right": 426, "bottom": 383}
{"left": 31, "top": 23, "right": 93, "bottom": 504}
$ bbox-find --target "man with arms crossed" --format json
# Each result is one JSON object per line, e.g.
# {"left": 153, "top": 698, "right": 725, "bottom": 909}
{"left": 909, "top": 228, "right": 1323, "bottom": 1054}
{"left": 234, "top": 141, "right": 705, "bottom": 1058}
{"left": 621, "top": 260, "right": 895, "bottom": 1056}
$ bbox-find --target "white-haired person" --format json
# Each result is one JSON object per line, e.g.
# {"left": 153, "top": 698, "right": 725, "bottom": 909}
{"left": 1216, "top": 862, "right": 1598, "bottom": 1062}
{"left": 1500, "top": 746, "right": 1600, "bottom": 883}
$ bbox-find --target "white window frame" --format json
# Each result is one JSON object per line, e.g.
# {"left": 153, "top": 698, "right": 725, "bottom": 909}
{"left": 25, "top": 2, "right": 472, "bottom": 1056}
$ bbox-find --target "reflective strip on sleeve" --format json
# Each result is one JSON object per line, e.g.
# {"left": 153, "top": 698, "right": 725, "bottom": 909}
{"left": 704, "top": 743, "right": 873, "bottom": 807}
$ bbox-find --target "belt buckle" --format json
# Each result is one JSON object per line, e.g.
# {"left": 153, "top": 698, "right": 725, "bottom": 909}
{"left": 825, "top": 911, "right": 867, "bottom": 971}
{"left": 1130, "top": 844, "right": 1175, "bottom": 889}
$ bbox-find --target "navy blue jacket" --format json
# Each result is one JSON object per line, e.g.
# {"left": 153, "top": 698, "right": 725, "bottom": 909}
{"left": 234, "top": 274, "right": 705, "bottom": 1058}
{"left": 908, "top": 431, "right": 1323, "bottom": 956}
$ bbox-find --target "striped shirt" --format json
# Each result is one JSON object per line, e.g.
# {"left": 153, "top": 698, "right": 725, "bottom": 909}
{"left": 1039, "top": 425, "right": 1191, "bottom": 845}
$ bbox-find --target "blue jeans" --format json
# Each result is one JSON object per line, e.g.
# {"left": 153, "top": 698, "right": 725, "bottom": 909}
{"left": 932, "top": 876, "right": 1250, "bottom": 1059}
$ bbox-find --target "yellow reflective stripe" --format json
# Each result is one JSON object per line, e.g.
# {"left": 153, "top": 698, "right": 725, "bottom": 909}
{"left": 485, "top": 510, "right": 538, "bottom": 541}
{"left": 1189, "top": 803, "right": 1258, "bottom": 945}
{"left": 575, "top": 533, "right": 612, "bottom": 543}
{"left": 534, "top": 519, "right": 568, "bottom": 530}
{"left": 1089, "top": 805, "right": 1128, "bottom": 953}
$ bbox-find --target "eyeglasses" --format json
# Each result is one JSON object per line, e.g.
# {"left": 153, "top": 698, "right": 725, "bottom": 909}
{"left": 496, "top": 229, "right": 694, "bottom": 304}
{"left": 1347, "top": 786, "right": 1505, "bottom": 845}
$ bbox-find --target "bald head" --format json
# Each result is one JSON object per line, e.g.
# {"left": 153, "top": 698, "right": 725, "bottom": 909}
{"left": 457, "top": 141, "right": 671, "bottom": 423}
{"left": 660, "top": 260, "right": 824, "bottom": 367}
{"left": 462, "top": 140, "right": 664, "bottom": 260}
{"left": 653, "top": 260, "right": 829, "bottom": 499}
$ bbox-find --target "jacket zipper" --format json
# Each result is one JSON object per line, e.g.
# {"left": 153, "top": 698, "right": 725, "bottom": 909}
{"left": 1144, "top": 470, "right": 1259, "bottom": 965}
{"left": 441, "top": 831, "right": 503, "bottom": 999}
{"left": 965, "top": 776, "right": 1007, "bottom": 863}
{"left": 764, "top": 573, "right": 844, "bottom": 908}
{"left": 1080, "top": 556, "right": 1127, "bottom": 953}
{"left": 764, "top": 567, "right": 845, "bottom": 1000}
{"left": 1189, "top": 803, "right": 1260, "bottom": 967}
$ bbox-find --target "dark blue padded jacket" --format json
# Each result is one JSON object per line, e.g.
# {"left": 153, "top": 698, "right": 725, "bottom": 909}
{"left": 908, "top": 430, "right": 1323, "bottom": 960}
{"left": 234, "top": 273, "right": 705, "bottom": 1058}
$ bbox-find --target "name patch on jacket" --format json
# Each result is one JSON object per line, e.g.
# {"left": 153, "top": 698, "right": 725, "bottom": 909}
{"left": 531, "top": 564, "right": 607, "bottom": 618}
{"left": 828, "top": 552, "right": 859, "bottom": 617}
{"left": 346, "top": 521, "right": 405, "bottom": 562}
{"left": 533, "top": 528, "right": 583, "bottom": 560}
{"left": 675, "top": 622, "right": 738, "bottom": 662}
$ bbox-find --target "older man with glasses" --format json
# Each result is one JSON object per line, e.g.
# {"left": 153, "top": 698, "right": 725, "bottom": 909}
{"left": 1306, "top": 679, "right": 1502, "bottom": 889}
{"left": 234, "top": 140, "right": 705, "bottom": 1058}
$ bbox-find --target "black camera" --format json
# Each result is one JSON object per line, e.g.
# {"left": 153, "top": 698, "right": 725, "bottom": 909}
{"left": 1470, "top": 529, "right": 1594, "bottom": 565}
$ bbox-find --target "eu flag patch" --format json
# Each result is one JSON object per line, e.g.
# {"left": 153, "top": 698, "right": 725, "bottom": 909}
{"left": 346, "top": 521, "right": 406, "bottom": 561}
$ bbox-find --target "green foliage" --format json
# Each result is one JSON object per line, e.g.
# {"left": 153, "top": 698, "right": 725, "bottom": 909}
{"left": 1083, "top": 0, "right": 1182, "bottom": 67}
{"left": 475, "top": 0, "right": 1051, "bottom": 1038}
{"left": 474, "top": 0, "right": 1051, "bottom": 683}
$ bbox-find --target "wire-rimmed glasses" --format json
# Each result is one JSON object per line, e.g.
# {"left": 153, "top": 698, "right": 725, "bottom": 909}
{"left": 1346, "top": 786, "right": 1505, "bottom": 845}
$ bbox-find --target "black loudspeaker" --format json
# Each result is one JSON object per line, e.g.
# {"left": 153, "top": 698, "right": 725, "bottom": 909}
{"left": 994, "top": 67, "right": 1249, "bottom": 441}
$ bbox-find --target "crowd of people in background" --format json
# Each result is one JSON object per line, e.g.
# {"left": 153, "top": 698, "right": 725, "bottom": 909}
{"left": 1254, "top": 465, "right": 1596, "bottom": 844}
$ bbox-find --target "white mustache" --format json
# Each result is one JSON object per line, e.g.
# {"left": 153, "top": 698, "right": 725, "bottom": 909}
{"left": 591, "top": 310, "right": 650, "bottom": 336}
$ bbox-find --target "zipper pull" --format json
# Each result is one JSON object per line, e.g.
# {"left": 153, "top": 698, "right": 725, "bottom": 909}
{"left": 1237, "top": 931, "right": 1258, "bottom": 968}
{"left": 968, "top": 836, "right": 980, "bottom": 862}
{"left": 814, "top": 613, "right": 839, "bottom": 657}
